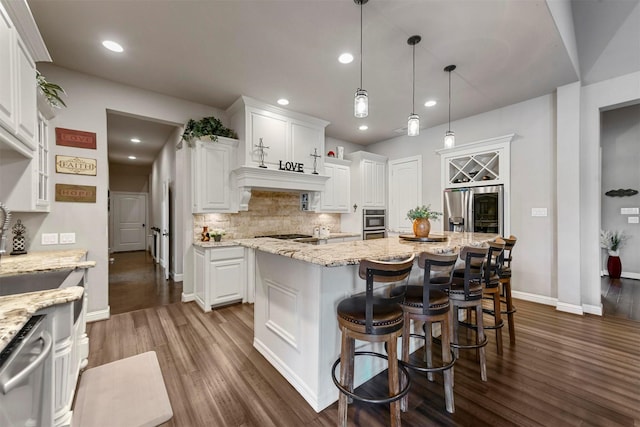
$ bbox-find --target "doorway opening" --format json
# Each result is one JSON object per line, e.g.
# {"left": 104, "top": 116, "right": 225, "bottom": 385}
{"left": 106, "top": 110, "right": 183, "bottom": 314}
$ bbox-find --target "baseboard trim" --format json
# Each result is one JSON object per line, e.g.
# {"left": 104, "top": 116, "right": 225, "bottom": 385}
{"left": 86, "top": 307, "right": 110, "bottom": 323}
{"left": 511, "top": 291, "right": 557, "bottom": 306}
{"left": 182, "top": 293, "right": 195, "bottom": 302}
{"left": 556, "top": 302, "right": 584, "bottom": 315}
{"left": 601, "top": 270, "right": 640, "bottom": 280}
{"left": 582, "top": 304, "right": 603, "bottom": 316}
{"left": 172, "top": 273, "right": 184, "bottom": 282}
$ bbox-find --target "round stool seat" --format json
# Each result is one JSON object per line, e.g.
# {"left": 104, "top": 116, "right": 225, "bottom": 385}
{"left": 498, "top": 267, "right": 512, "bottom": 278}
{"left": 337, "top": 296, "right": 404, "bottom": 335}
{"left": 449, "top": 278, "right": 483, "bottom": 300}
{"left": 392, "top": 286, "right": 449, "bottom": 314}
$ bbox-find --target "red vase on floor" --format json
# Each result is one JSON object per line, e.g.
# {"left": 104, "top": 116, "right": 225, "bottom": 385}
{"left": 607, "top": 251, "right": 622, "bottom": 279}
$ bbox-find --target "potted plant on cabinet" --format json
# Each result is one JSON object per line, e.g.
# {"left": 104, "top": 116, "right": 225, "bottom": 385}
{"left": 600, "top": 229, "right": 629, "bottom": 279}
{"left": 36, "top": 71, "right": 67, "bottom": 116}
{"left": 407, "top": 205, "right": 442, "bottom": 238}
{"left": 209, "top": 228, "right": 226, "bottom": 242}
{"left": 181, "top": 116, "right": 237, "bottom": 147}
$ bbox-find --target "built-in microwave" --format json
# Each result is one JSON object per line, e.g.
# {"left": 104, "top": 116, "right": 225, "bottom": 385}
{"left": 363, "top": 209, "right": 386, "bottom": 239}
{"left": 363, "top": 209, "right": 386, "bottom": 230}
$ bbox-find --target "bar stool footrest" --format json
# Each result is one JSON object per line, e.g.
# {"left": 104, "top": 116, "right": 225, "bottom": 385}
{"left": 331, "top": 351, "right": 411, "bottom": 405}
{"left": 449, "top": 335, "right": 489, "bottom": 350}
{"left": 400, "top": 333, "right": 457, "bottom": 374}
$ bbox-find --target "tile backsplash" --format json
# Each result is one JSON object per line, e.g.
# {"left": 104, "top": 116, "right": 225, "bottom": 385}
{"left": 193, "top": 190, "right": 341, "bottom": 241}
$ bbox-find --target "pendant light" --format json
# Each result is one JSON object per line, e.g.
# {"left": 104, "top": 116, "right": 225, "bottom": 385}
{"left": 354, "top": 0, "right": 368, "bottom": 118}
{"left": 444, "top": 64, "right": 456, "bottom": 148}
{"left": 407, "top": 35, "right": 421, "bottom": 137}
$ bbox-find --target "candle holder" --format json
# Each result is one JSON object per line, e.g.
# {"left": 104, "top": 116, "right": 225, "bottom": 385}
{"left": 11, "top": 219, "right": 27, "bottom": 255}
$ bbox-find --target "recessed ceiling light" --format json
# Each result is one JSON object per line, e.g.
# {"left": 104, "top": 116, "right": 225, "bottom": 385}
{"left": 130, "top": 138, "right": 141, "bottom": 143}
{"left": 359, "top": 125, "right": 368, "bottom": 131}
{"left": 339, "top": 53, "right": 354, "bottom": 64}
{"left": 128, "top": 155, "right": 136, "bottom": 160}
{"left": 277, "top": 98, "right": 289, "bottom": 106}
{"left": 424, "top": 100, "right": 437, "bottom": 107}
{"left": 102, "top": 40, "right": 124, "bottom": 53}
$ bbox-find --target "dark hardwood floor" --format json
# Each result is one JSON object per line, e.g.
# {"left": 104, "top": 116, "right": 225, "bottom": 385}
{"left": 85, "top": 297, "right": 640, "bottom": 426}
{"left": 108, "top": 250, "right": 182, "bottom": 315}
{"left": 602, "top": 276, "right": 640, "bottom": 322}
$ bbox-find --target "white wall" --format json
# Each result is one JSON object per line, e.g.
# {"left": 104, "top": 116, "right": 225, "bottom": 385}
{"left": 34, "top": 63, "right": 224, "bottom": 320}
{"left": 367, "top": 94, "right": 557, "bottom": 299}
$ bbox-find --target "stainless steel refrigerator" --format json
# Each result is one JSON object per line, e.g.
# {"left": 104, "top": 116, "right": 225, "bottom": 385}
{"left": 443, "top": 185, "right": 503, "bottom": 235}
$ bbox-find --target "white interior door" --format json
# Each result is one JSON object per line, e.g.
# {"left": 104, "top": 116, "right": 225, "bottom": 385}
{"left": 389, "top": 156, "right": 422, "bottom": 233}
{"left": 161, "top": 180, "right": 170, "bottom": 280}
{"left": 112, "top": 192, "right": 147, "bottom": 252}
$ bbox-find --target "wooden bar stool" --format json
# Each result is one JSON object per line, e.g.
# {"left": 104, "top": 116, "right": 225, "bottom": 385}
{"left": 393, "top": 252, "right": 458, "bottom": 413}
{"left": 449, "top": 246, "right": 489, "bottom": 381}
{"left": 500, "top": 236, "right": 518, "bottom": 344}
{"left": 332, "top": 255, "right": 415, "bottom": 427}
{"left": 480, "top": 239, "right": 506, "bottom": 354}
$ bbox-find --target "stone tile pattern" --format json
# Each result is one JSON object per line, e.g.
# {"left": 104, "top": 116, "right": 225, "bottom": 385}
{"left": 235, "top": 232, "right": 497, "bottom": 267}
{"left": 0, "top": 286, "right": 84, "bottom": 351}
{"left": 193, "top": 190, "right": 341, "bottom": 242}
{"left": 0, "top": 249, "right": 95, "bottom": 276}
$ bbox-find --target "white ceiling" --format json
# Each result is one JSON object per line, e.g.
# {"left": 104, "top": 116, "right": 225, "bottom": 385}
{"left": 26, "top": 0, "right": 638, "bottom": 166}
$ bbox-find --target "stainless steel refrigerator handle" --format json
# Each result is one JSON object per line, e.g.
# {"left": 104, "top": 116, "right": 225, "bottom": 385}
{"left": 0, "top": 331, "right": 52, "bottom": 394}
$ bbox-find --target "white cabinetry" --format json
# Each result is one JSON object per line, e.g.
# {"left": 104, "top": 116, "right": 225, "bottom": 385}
{"left": 437, "top": 134, "right": 513, "bottom": 189}
{"left": 194, "top": 245, "right": 247, "bottom": 312}
{"left": 191, "top": 137, "right": 239, "bottom": 213}
{"left": 318, "top": 157, "right": 351, "bottom": 213}
{"left": 347, "top": 151, "right": 387, "bottom": 209}
{"left": 0, "top": 2, "right": 39, "bottom": 153}
{"left": 227, "top": 95, "right": 328, "bottom": 171}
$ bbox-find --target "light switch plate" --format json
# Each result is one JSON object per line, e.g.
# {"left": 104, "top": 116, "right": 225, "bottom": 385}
{"left": 621, "top": 207, "right": 639, "bottom": 215}
{"left": 42, "top": 233, "right": 58, "bottom": 245}
{"left": 629, "top": 216, "right": 639, "bottom": 224}
{"left": 60, "top": 232, "right": 76, "bottom": 244}
{"left": 531, "top": 208, "right": 548, "bottom": 217}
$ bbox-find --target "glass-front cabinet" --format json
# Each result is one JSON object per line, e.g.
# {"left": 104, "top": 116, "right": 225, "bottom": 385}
{"left": 438, "top": 134, "right": 513, "bottom": 189}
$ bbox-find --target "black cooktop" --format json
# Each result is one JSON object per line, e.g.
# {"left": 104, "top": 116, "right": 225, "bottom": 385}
{"left": 255, "top": 234, "right": 313, "bottom": 240}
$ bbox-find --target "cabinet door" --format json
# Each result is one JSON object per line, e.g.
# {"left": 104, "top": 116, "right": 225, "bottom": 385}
{"left": 373, "top": 161, "right": 386, "bottom": 207}
{"left": 193, "top": 142, "right": 231, "bottom": 212}
{"left": 291, "top": 121, "right": 323, "bottom": 172}
{"left": 15, "top": 35, "right": 36, "bottom": 149}
{"left": 0, "top": 6, "right": 16, "bottom": 132}
{"left": 333, "top": 165, "right": 350, "bottom": 212}
{"left": 210, "top": 258, "right": 245, "bottom": 306}
{"left": 194, "top": 248, "right": 209, "bottom": 312}
{"left": 249, "top": 110, "right": 288, "bottom": 167}
{"left": 320, "top": 163, "right": 336, "bottom": 210}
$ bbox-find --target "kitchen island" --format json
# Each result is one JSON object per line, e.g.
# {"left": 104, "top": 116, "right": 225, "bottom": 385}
{"left": 235, "top": 232, "right": 497, "bottom": 411}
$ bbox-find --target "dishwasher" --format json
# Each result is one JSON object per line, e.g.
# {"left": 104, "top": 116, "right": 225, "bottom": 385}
{"left": 0, "top": 314, "right": 53, "bottom": 427}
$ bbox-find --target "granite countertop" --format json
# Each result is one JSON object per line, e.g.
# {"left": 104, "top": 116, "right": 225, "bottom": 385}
{"left": 0, "top": 286, "right": 84, "bottom": 352}
{"left": 235, "top": 232, "right": 498, "bottom": 267}
{"left": 193, "top": 232, "right": 361, "bottom": 248}
{"left": 0, "top": 249, "right": 96, "bottom": 277}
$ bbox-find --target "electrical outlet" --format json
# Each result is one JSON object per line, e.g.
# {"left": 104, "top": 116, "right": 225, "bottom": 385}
{"left": 42, "top": 233, "right": 59, "bottom": 245}
{"left": 531, "top": 208, "right": 547, "bottom": 217}
{"left": 629, "top": 216, "right": 639, "bottom": 224}
{"left": 621, "top": 207, "right": 639, "bottom": 215}
{"left": 60, "top": 232, "right": 76, "bottom": 244}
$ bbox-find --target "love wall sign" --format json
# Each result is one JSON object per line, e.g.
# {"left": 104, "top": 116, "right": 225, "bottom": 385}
{"left": 278, "top": 160, "right": 304, "bottom": 173}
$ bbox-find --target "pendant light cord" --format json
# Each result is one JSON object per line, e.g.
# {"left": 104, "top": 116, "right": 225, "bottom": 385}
{"left": 359, "top": 1, "right": 363, "bottom": 89}
{"left": 412, "top": 44, "right": 415, "bottom": 114}
{"left": 448, "top": 70, "right": 452, "bottom": 132}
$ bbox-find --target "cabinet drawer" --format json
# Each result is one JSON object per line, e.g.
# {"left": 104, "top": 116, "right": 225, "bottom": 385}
{"left": 208, "top": 246, "right": 245, "bottom": 261}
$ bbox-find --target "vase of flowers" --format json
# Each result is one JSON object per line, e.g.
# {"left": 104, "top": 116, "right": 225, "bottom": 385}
{"left": 209, "top": 228, "right": 226, "bottom": 242}
{"left": 600, "top": 230, "right": 629, "bottom": 279}
{"left": 407, "top": 205, "right": 442, "bottom": 238}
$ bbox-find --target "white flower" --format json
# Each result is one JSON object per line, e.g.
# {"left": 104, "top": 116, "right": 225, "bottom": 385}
{"left": 600, "top": 230, "right": 628, "bottom": 251}
{"left": 209, "top": 228, "right": 226, "bottom": 236}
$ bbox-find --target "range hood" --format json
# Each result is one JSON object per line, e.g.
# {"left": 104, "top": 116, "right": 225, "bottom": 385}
{"left": 232, "top": 166, "right": 329, "bottom": 210}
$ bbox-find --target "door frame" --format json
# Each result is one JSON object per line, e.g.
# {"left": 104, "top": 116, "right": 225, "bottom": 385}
{"left": 388, "top": 155, "right": 422, "bottom": 233}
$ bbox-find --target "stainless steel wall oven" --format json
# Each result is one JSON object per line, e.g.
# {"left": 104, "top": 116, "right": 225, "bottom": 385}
{"left": 363, "top": 209, "right": 386, "bottom": 240}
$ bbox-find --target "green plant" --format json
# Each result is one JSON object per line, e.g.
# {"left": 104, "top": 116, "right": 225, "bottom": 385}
{"left": 406, "top": 205, "right": 442, "bottom": 221}
{"left": 181, "top": 116, "right": 237, "bottom": 146}
{"left": 36, "top": 71, "right": 66, "bottom": 108}
{"left": 600, "top": 230, "right": 629, "bottom": 252}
